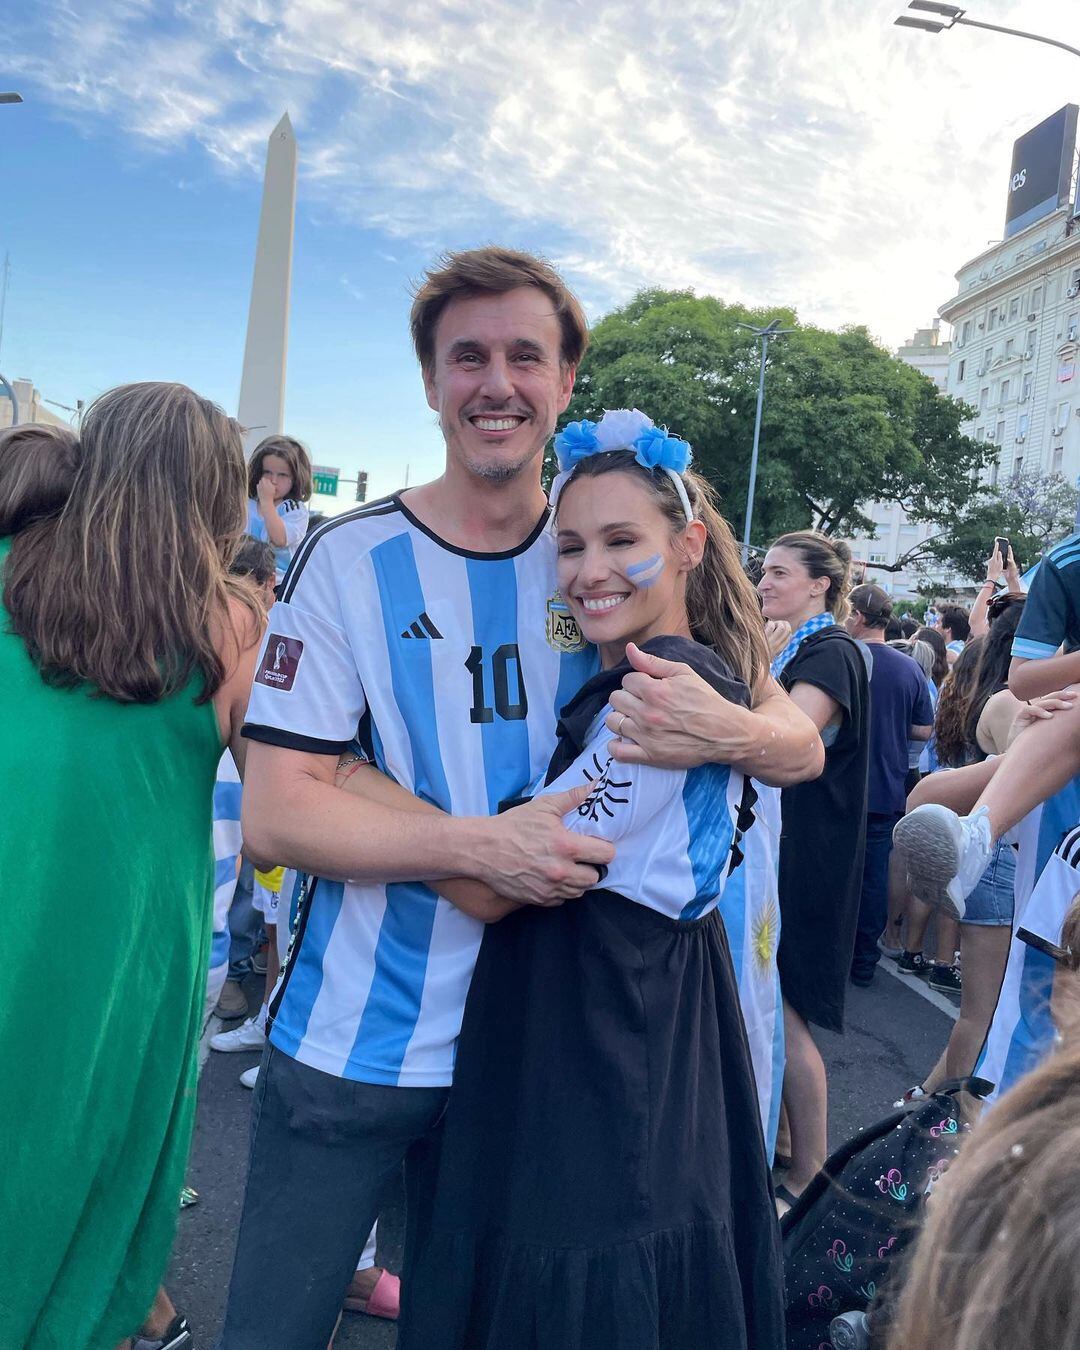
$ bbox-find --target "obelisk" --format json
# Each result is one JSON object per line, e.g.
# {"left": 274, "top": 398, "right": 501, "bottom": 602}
{"left": 237, "top": 112, "right": 297, "bottom": 454}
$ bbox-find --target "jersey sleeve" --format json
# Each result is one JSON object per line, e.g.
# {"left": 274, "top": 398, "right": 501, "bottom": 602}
{"left": 537, "top": 727, "right": 681, "bottom": 843}
{"left": 279, "top": 500, "right": 309, "bottom": 550}
{"left": 242, "top": 536, "right": 366, "bottom": 755}
{"left": 1013, "top": 560, "right": 1072, "bottom": 660}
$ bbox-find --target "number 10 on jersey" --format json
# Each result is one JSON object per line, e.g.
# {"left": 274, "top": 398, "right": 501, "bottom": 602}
{"left": 465, "top": 644, "right": 528, "bottom": 724}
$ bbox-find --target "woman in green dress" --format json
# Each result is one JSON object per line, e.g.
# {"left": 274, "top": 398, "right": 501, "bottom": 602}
{"left": 0, "top": 385, "right": 262, "bottom": 1349}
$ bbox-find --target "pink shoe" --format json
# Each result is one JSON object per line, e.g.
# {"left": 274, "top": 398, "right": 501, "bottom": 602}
{"left": 343, "top": 1268, "right": 400, "bottom": 1320}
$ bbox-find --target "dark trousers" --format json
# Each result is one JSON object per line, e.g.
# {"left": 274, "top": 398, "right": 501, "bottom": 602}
{"left": 851, "top": 811, "right": 903, "bottom": 981}
{"left": 215, "top": 1044, "right": 448, "bottom": 1350}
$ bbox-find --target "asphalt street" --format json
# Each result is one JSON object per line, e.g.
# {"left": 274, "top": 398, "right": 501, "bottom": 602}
{"left": 168, "top": 960, "right": 957, "bottom": 1349}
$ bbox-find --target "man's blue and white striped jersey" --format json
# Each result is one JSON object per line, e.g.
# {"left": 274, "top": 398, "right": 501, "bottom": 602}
{"left": 247, "top": 497, "right": 310, "bottom": 581}
{"left": 1011, "top": 532, "right": 1080, "bottom": 661}
{"left": 242, "top": 495, "right": 598, "bottom": 1086}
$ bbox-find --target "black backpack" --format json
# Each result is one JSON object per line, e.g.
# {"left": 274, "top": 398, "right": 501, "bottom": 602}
{"left": 781, "top": 1077, "right": 992, "bottom": 1349}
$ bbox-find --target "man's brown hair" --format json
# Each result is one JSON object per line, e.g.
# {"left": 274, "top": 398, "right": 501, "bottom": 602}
{"left": 410, "top": 247, "right": 589, "bottom": 375}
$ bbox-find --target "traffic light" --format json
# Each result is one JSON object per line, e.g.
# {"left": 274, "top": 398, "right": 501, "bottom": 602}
{"left": 355, "top": 470, "right": 368, "bottom": 503}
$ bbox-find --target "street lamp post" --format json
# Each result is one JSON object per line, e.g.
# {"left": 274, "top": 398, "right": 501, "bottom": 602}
{"left": 735, "top": 319, "right": 794, "bottom": 565}
{"left": 894, "top": 4, "right": 1080, "bottom": 61}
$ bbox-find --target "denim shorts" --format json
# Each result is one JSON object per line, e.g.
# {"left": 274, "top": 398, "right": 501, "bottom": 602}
{"left": 963, "top": 837, "right": 1016, "bottom": 927}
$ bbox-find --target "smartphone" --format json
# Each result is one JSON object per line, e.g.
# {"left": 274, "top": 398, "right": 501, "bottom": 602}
{"left": 995, "top": 536, "right": 1010, "bottom": 566}
{"left": 1016, "top": 926, "right": 1074, "bottom": 967}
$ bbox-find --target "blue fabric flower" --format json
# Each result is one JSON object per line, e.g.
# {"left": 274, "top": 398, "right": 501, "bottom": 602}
{"left": 632, "top": 425, "right": 693, "bottom": 474}
{"left": 553, "top": 418, "right": 601, "bottom": 470}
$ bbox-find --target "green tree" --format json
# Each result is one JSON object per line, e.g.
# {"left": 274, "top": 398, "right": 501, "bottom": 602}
{"left": 925, "top": 471, "right": 1077, "bottom": 580}
{"left": 556, "top": 289, "right": 989, "bottom": 547}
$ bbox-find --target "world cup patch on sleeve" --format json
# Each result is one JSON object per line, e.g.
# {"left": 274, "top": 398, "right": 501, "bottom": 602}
{"left": 258, "top": 634, "right": 304, "bottom": 690}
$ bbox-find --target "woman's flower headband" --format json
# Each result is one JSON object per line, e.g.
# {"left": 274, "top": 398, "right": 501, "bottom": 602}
{"left": 552, "top": 409, "right": 695, "bottom": 523}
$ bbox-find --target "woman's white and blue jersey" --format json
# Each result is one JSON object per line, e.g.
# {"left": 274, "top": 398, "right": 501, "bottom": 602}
{"left": 247, "top": 497, "right": 310, "bottom": 582}
{"left": 242, "top": 494, "right": 598, "bottom": 1087}
{"left": 541, "top": 726, "right": 744, "bottom": 921}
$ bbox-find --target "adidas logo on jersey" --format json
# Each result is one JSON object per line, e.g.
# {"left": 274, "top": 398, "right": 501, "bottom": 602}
{"left": 400, "top": 611, "right": 444, "bottom": 640}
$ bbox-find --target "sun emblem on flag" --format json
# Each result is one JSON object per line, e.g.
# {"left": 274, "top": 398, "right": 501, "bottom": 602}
{"left": 752, "top": 899, "right": 779, "bottom": 975}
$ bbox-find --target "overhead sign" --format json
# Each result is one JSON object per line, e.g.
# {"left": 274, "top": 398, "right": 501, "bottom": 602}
{"left": 1004, "top": 104, "right": 1079, "bottom": 239}
{"left": 312, "top": 465, "right": 340, "bottom": 496}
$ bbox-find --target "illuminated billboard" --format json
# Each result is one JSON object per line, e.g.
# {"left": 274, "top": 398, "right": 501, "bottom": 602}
{"left": 1004, "top": 104, "right": 1078, "bottom": 239}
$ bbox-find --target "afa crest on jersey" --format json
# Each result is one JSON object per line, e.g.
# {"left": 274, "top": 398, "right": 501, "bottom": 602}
{"left": 546, "top": 592, "right": 587, "bottom": 653}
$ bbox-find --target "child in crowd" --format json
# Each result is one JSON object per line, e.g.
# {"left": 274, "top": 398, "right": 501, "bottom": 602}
{"left": 246, "top": 434, "right": 313, "bottom": 582}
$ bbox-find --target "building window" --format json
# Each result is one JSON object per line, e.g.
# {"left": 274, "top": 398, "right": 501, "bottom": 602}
{"left": 868, "top": 553, "right": 887, "bottom": 565}
{"left": 996, "top": 420, "right": 1006, "bottom": 445}
{"left": 1014, "top": 456, "right": 1024, "bottom": 476}
{"left": 1021, "top": 372, "right": 1033, "bottom": 400}
{"left": 1018, "top": 411, "right": 1030, "bottom": 437}
{"left": 976, "top": 425, "right": 985, "bottom": 441}
{"left": 990, "top": 456, "right": 999, "bottom": 487}
{"left": 1005, "top": 338, "right": 1015, "bottom": 358}
{"left": 1000, "top": 379, "right": 1010, "bottom": 406}
{"left": 960, "top": 319, "right": 972, "bottom": 346}
{"left": 1026, "top": 328, "right": 1037, "bottom": 357}
{"left": 988, "top": 308, "right": 998, "bottom": 332}
{"left": 1053, "top": 446, "right": 1064, "bottom": 474}
{"left": 1032, "top": 286, "right": 1043, "bottom": 311}
{"left": 957, "top": 358, "right": 966, "bottom": 381}
{"left": 982, "top": 347, "right": 993, "bottom": 373}
{"left": 980, "top": 387, "right": 989, "bottom": 410}
{"left": 1056, "top": 401, "right": 1070, "bottom": 433}
{"left": 1008, "top": 296, "right": 1021, "bottom": 321}
{"left": 1069, "top": 313, "right": 1080, "bottom": 343}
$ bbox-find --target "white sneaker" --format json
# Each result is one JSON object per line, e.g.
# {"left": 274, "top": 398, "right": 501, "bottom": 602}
{"left": 892, "top": 804, "right": 993, "bottom": 921}
{"left": 239, "top": 1065, "right": 260, "bottom": 1090}
{"left": 209, "top": 1017, "right": 265, "bottom": 1053}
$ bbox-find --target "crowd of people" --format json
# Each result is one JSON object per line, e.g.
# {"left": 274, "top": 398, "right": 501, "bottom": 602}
{"left": 3, "top": 246, "right": 1080, "bottom": 1350}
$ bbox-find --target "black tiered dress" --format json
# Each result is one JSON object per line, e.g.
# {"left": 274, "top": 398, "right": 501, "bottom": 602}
{"left": 398, "top": 639, "right": 785, "bottom": 1350}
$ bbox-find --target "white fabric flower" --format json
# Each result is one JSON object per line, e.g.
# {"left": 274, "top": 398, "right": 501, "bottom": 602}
{"left": 594, "top": 408, "right": 654, "bottom": 452}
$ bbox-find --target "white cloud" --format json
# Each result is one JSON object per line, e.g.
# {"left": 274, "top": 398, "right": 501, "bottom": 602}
{"left": 13, "top": 0, "right": 1080, "bottom": 345}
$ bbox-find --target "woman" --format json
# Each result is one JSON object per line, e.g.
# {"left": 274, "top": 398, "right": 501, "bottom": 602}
{"left": 396, "top": 410, "right": 785, "bottom": 1350}
{"left": 897, "top": 599, "right": 1026, "bottom": 1095}
{"left": 0, "top": 384, "right": 261, "bottom": 1350}
{"left": 756, "top": 532, "right": 870, "bottom": 1210}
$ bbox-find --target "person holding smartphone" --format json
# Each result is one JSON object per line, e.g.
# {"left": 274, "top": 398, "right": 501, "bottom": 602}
{"left": 970, "top": 538, "right": 1023, "bottom": 640}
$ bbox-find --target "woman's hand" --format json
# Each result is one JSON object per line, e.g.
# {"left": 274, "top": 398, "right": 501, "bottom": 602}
{"left": 984, "top": 546, "right": 1004, "bottom": 586}
{"left": 1006, "top": 689, "right": 1079, "bottom": 748}
{"left": 764, "top": 619, "right": 791, "bottom": 660}
{"left": 1005, "top": 545, "right": 1022, "bottom": 594}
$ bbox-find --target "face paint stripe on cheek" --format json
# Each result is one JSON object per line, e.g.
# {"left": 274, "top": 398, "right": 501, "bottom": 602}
{"left": 625, "top": 554, "right": 665, "bottom": 588}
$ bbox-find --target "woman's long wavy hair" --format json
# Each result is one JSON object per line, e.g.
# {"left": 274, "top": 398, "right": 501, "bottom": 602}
{"left": 555, "top": 451, "right": 770, "bottom": 696}
{"left": 963, "top": 597, "right": 1025, "bottom": 749}
{"left": 2, "top": 382, "right": 254, "bottom": 703}
{"left": 933, "top": 637, "right": 986, "bottom": 768}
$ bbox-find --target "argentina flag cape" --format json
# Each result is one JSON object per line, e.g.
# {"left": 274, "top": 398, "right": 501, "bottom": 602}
{"left": 718, "top": 780, "right": 784, "bottom": 1160}
{"left": 976, "top": 775, "right": 1080, "bottom": 1102}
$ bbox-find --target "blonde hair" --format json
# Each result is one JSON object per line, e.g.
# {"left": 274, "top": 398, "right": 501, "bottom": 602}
{"left": 770, "top": 530, "right": 853, "bottom": 623}
{"left": 3, "top": 382, "right": 256, "bottom": 703}
{"left": 555, "top": 450, "right": 770, "bottom": 697}
{"left": 410, "top": 246, "right": 589, "bottom": 375}
{"left": 888, "top": 1032, "right": 1080, "bottom": 1350}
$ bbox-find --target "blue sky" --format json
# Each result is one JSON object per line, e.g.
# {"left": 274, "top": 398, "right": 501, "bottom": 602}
{"left": 4, "top": 0, "right": 1079, "bottom": 508}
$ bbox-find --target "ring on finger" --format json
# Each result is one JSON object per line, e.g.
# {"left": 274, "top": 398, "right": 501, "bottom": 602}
{"left": 616, "top": 712, "right": 628, "bottom": 737}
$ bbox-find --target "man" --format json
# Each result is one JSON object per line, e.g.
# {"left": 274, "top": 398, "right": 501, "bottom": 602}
{"left": 938, "top": 603, "right": 970, "bottom": 667}
{"left": 217, "top": 247, "right": 823, "bottom": 1348}
{"left": 846, "top": 583, "right": 933, "bottom": 986}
